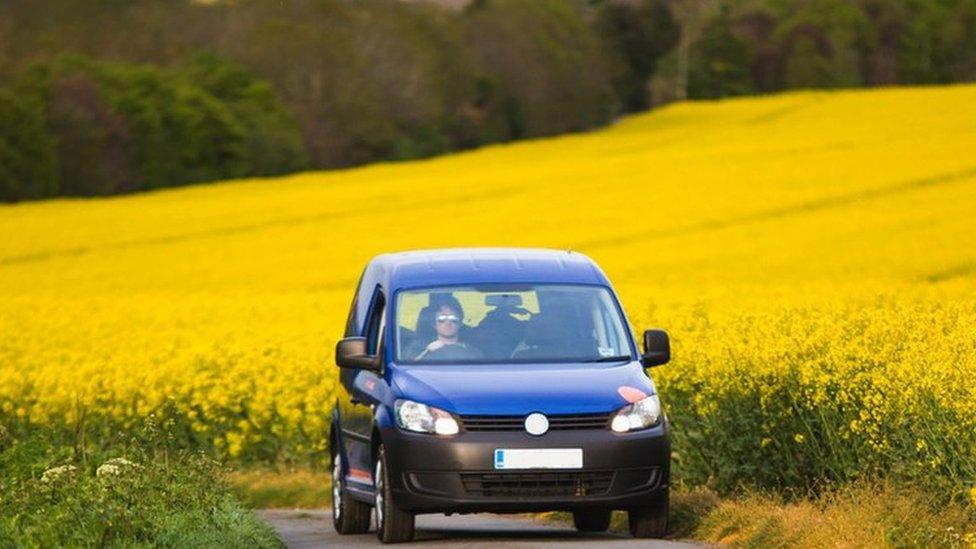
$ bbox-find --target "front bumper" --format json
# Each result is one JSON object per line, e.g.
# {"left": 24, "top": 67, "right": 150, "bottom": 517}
{"left": 380, "top": 422, "right": 670, "bottom": 513}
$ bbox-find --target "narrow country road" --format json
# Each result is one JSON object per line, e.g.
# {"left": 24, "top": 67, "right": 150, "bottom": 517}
{"left": 258, "top": 509, "right": 701, "bottom": 548}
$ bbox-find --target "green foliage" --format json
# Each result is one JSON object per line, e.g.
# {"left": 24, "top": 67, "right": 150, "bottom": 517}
{"left": 22, "top": 61, "right": 139, "bottom": 196}
{"left": 0, "top": 421, "right": 281, "bottom": 548}
{"left": 688, "top": 6, "right": 756, "bottom": 99}
{"left": 1, "top": 54, "right": 305, "bottom": 200}
{"left": 684, "top": 0, "right": 976, "bottom": 99}
{"left": 3, "top": 0, "right": 976, "bottom": 200}
{"left": 895, "top": 0, "right": 976, "bottom": 83}
{"left": 186, "top": 54, "right": 307, "bottom": 177}
{"left": 775, "top": 0, "right": 874, "bottom": 89}
{"left": 462, "top": 0, "right": 616, "bottom": 138}
{"left": 152, "top": 500, "right": 283, "bottom": 549}
{"left": 593, "top": 0, "right": 680, "bottom": 112}
{"left": 0, "top": 90, "right": 58, "bottom": 200}
{"left": 0, "top": 0, "right": 621, "bottom": 184}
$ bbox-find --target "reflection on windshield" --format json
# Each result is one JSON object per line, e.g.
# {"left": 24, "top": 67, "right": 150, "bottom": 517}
{"left": 395, "top": 285, "right": 632, "bottom": 364}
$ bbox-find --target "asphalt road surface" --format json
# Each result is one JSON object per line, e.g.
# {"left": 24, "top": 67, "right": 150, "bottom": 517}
{"left": 258, "top": 509, "right": 701, "bottom": 548}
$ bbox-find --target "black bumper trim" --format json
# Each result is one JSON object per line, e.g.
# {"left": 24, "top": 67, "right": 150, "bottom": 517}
{"left": 380, "top": 423, "right": 670, "bottom": 513}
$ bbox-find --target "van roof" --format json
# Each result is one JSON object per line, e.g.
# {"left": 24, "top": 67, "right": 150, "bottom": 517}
{"left": 370, "top": 248, "right": 608, "bottom": 290}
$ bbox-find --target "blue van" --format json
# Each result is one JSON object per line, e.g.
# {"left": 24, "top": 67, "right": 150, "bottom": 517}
{"left": 331, "top": 248, "right": 671, "bottom": 543}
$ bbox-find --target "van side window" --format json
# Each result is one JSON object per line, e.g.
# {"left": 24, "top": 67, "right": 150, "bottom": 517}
{"left": 365, "top": 290, "right": 386, "bottom": 356}
{"left": 344, "top": 268, "right": 368, "bottom": 337}
{"left": 344, "top": 296, "right": 359, "bottom": 338}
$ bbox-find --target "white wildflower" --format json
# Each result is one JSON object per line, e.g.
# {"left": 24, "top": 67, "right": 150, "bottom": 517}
{"left": 96, "top": 464, "right": 121, "bottom": 478}
{"left": 41, "top": 465, "right": 77, "bottom": 483}
{"left": 96, "top": 457, "right": 140, "bottom": 478}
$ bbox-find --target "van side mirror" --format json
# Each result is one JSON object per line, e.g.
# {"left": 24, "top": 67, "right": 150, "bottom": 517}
{"left": 335, "top": 337, "right": 381, "bottom": 372}
{"left": 641, "top": 329, "right": 670, "bottom": 367}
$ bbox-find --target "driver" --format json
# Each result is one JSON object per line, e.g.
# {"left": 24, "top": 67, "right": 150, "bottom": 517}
{"left": 414, "top": 298, "right": 482, "bottom": 360}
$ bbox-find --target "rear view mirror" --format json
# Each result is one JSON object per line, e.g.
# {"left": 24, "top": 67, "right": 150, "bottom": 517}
{"left": 641, "top": 329, "right": 670, "bottom": 367}
{"left": 486, "top": 294, "right": 523, "bottom": 307}
{"left": 335, "top": 337, "right": 381, "bottom": 372}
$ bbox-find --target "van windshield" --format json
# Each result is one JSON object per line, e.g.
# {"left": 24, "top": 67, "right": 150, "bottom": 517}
{"left": 394, "top": 285, "right": 633, "bottom": 364}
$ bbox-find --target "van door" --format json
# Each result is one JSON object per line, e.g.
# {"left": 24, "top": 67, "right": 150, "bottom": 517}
{"left": 339, "top": 287, "right": 387, "bottom": 491}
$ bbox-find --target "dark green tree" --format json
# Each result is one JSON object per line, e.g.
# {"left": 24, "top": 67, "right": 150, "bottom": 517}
{"left": 185, "top": 54, "right": 307, "bottom": 177}
{"left": 0, "top": 89, "right": 58, "bottom": 201}
{"left": 774, "top": 0, "right": 875, "bottom": 89}
{"left": 462, "top": 0, "right": 616, "bottom": 137}
{"left": 45, "top": 70, "right": 134, "bottom": 195}
{"left": 894, "top": 0, "right": 976, "bottom": 84}
{"left": 688, "top": 5, "right": 756, "bottom": 98}
{"left": 594, "top": 0, "right": 681, "bottom": 112}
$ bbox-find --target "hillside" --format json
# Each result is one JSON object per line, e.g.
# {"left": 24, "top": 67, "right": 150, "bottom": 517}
{"left": 1, "top": 85, "right": 974, "bottom": 497}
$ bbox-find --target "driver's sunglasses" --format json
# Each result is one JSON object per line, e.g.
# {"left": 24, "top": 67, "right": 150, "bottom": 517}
{"left": 436, "top": 314, "right": 460, "bottom": 324}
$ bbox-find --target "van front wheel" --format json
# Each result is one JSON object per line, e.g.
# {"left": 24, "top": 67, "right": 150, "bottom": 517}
{"left": 374, "top": 444, "right": 415, "bottom": 543}
{"left": 628, "top": 487, "right": 669, "bottom": 538}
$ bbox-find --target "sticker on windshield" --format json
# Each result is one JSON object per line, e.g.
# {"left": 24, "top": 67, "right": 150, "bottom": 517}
{"left": 598, "top": 346, "right": 614, "bottom": 357}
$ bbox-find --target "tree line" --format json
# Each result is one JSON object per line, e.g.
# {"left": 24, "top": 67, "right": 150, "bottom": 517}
{"left": 1, "top": 55, "right": 305, "bottom": 199}
{"left": 676, "top": 0, "right": 976, "bottom": 101}
{"left": 1, "top": 0, "right": 973, "bottom": 201}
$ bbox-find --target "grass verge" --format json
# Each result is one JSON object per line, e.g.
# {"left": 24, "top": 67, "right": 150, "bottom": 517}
{"left": 228, "top": 467, "right": 976, "bottom": 547}
{"left": 0, "top": 423, "right": 282, "bottom": 548}
{"left": 537, "top": 483, "right": 976, "bottom": 547}
{"left": 229, "top": 468, "right": 331, "bottom": 509}
{"left": 687, "top": 483, "right": 975, "bottom": 548}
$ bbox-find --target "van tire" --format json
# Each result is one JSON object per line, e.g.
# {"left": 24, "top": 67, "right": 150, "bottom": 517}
{"left": 628, "top": 487, "right": 669, "bottom": 538}
{"left": 573, "top": 509, "right": 612, "bottom": 532}
{"left": 374, "top": 444, "right": 415, "bottom": 543}
{"left": 331, "top": 450, "right": 371, "bottom": 534}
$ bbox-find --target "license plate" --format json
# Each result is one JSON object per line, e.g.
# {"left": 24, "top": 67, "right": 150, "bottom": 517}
{"left": 493, "top": 448, "right": 583, "bottom": 470}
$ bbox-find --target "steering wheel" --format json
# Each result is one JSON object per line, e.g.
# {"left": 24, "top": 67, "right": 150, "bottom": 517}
{"left": 423, "top": 343, "right": 478, "bottom": 361}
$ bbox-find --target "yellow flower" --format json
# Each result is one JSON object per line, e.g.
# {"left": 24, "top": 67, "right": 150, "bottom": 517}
{"left": 0, "top": 83, "right": 974, "bottom": 475}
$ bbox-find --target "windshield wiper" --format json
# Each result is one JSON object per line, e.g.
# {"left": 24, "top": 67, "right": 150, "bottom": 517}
{"left": 583, "top": 355, "right": 632, "bottom": 363}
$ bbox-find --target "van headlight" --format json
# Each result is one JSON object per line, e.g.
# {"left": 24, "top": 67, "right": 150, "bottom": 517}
{"left": 610, "top": 395, "right": 662, "bottom": 432}
{"left": 395, "top": 399, "right": 460, "bottom": 435}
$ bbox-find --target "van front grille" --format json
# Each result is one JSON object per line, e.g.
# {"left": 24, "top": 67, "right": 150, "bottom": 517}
{"left": 460, "top": 413, "right": 611, "bottom": 432}
{"left": 460, "top": 471, "right": 614, "bottom": 497}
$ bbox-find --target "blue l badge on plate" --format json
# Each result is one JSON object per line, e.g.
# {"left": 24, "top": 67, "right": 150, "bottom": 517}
{"left": 493, "top": 448, "right": 583, "bottom": 469}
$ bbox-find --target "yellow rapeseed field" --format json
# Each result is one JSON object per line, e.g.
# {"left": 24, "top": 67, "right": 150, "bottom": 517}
{"left": 1, "top": 85, "right": 974, "bottom": 497}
